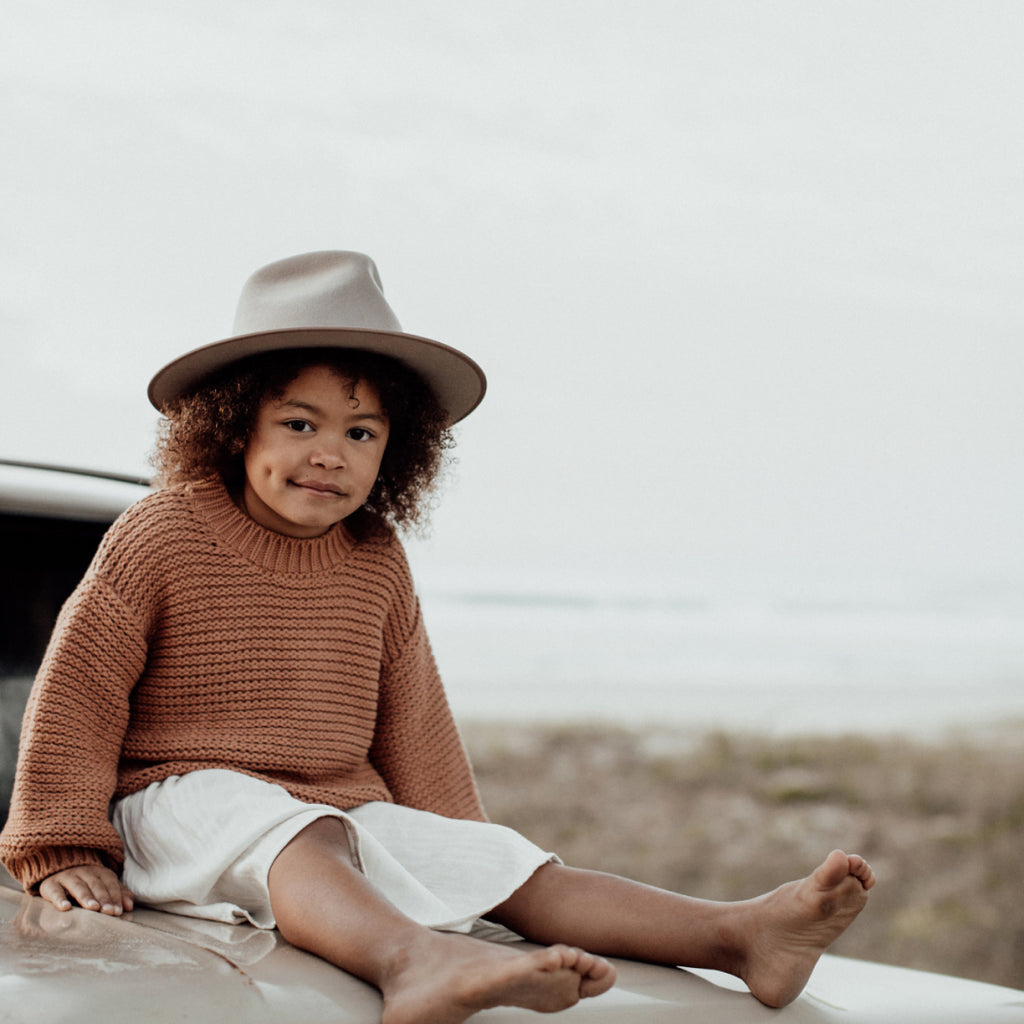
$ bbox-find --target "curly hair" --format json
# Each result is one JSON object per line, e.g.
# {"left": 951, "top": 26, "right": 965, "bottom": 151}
{"left": 150, "top": 348, "right": 455, "bottom": 537}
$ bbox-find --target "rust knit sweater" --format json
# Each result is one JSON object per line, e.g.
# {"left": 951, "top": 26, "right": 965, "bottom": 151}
{"left": 0, "top": 478, "right": 486, "bottom": 892}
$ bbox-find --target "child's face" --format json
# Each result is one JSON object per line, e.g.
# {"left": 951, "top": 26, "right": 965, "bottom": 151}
{"left": 242, "top": 364, "right": 390, "bottom": 538}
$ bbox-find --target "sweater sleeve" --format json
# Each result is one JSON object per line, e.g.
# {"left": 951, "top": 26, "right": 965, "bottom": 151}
{"left": 0, "top": 575, "right": 148, "bottom": 891}
{"left": 369, "top": 595, "right": 487, "bottom": 824}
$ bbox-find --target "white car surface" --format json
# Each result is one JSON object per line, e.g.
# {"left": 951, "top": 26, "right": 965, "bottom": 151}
{"left": 1, "top": 460, "right": 1022, "bottom": 1022}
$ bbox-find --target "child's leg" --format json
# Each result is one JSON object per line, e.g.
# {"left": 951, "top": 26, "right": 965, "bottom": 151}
{"left": 490, "top": 849, "right": 875, "bottom": 1009}
{"left": 267, "top": 818, "right": 615, "bottom": 1024}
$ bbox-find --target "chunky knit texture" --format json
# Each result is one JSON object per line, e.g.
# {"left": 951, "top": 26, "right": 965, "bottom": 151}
{"left": 0, "top": 478, "right": 486, "bottom": 892}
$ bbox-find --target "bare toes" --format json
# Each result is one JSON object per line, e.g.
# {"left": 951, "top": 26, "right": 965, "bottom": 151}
{"left": 848, "top": 855, "right": 876, "bottom": 890}
{"left": 542, "top": 945, "right": 616, "bottom": 998}
{"left": 816, "top": 849, "right": 854, "bottom": 887}
{"left": 579, "top": 955, "right": 617, "bottom": 998}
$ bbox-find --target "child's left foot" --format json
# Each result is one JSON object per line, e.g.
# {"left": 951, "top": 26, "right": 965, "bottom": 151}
{"left": 736, "top": 849, "right": 876, "bottom": 1008}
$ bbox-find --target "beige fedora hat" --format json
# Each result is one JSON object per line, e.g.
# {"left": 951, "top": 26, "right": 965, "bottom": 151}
{"left": 148, "top": 250, "right": 487, "bottom": 423}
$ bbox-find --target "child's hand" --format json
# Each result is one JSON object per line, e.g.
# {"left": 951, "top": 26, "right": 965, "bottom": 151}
{"left": 39, "top": 865, "right": 135, "bottom": 916}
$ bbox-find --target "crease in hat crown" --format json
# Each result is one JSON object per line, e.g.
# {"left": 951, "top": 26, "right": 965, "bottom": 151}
{"left": 232, "top": 251, "right": 404, "bottom": 335}
{"left": 147, "top": 251, "right": 487, "bottom": 423}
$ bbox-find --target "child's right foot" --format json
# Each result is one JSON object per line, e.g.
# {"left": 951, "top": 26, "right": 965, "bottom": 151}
{"left": 380, "top": 933, "right": 616, "bottom": 1024}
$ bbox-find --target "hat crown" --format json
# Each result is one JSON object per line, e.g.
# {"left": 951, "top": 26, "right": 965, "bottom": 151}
{"left": 232, "top": 251, "right": 404, "bottom": 336}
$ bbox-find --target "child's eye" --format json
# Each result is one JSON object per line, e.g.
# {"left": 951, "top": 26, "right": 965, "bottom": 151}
{"left": 284, "top": 420, "right": 314, "bottom": 433}
{"left": 347, "top": 427, "right": 374, "bottom": 441}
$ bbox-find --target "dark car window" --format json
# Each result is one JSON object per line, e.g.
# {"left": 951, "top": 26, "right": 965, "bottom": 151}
{"left": 1, "top": 512, "right": 108, "bottom": 825}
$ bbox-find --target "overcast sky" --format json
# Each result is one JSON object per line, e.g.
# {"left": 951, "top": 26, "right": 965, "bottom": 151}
{"left": 4, "top": 1, "right": 1022, "bottom": 590}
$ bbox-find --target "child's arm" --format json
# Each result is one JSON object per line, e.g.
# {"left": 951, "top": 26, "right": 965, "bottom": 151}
{"left": 370, "top": 599, "right": 487, "bottom": 822}
{"left": 0, "top": 575, "right": 146, "bottom": 891}
{"left": 38, "top": 865, "right": 134, "bottom": 915}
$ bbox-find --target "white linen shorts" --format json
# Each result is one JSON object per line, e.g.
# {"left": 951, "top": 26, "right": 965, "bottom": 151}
{"left": 111, "top": 769, "right": 557, "bottom": 936}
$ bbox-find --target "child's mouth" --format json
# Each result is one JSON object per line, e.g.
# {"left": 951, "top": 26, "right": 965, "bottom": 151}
{"left": 291, "top": 480, "right": 345, "bottom": 497}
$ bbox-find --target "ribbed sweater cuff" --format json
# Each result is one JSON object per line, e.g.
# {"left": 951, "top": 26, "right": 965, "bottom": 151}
{"left": 13, "top": 846, "right": 109, "bottom": 893}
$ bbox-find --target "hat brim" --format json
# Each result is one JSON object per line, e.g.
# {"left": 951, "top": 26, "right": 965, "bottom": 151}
{"left": 148, "top": 327, "right": 487, "bottom": 424}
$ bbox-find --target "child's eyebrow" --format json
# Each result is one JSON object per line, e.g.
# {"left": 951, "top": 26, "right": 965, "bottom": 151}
{"left": 275, "top": 397, "right": 388, "bottom": 422}
{"left": 276, "top": 398, "right": 322, "bottom": 414}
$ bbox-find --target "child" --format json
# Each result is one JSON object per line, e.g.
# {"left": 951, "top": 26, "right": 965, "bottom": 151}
{"left": 0, "top": 251, "right": 875, "bottom": 1023}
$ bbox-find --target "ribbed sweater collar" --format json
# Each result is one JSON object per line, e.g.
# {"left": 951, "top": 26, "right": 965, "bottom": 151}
{"left": 189, "top": 477, "right": 356, "bottom": 574}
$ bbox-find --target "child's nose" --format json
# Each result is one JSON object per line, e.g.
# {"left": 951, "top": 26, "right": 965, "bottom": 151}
{"left": 311, "top": 441, "right": 345, "bottom": 469}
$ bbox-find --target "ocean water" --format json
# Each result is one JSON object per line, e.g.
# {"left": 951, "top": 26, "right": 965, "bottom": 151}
{"left": 417, "top": 567, "right": 1024, "bottom": 738}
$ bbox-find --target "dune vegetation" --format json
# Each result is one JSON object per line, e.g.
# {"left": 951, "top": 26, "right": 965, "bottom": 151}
{"left": 464, "top": 721, "right": 1024, "bottom": 992}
